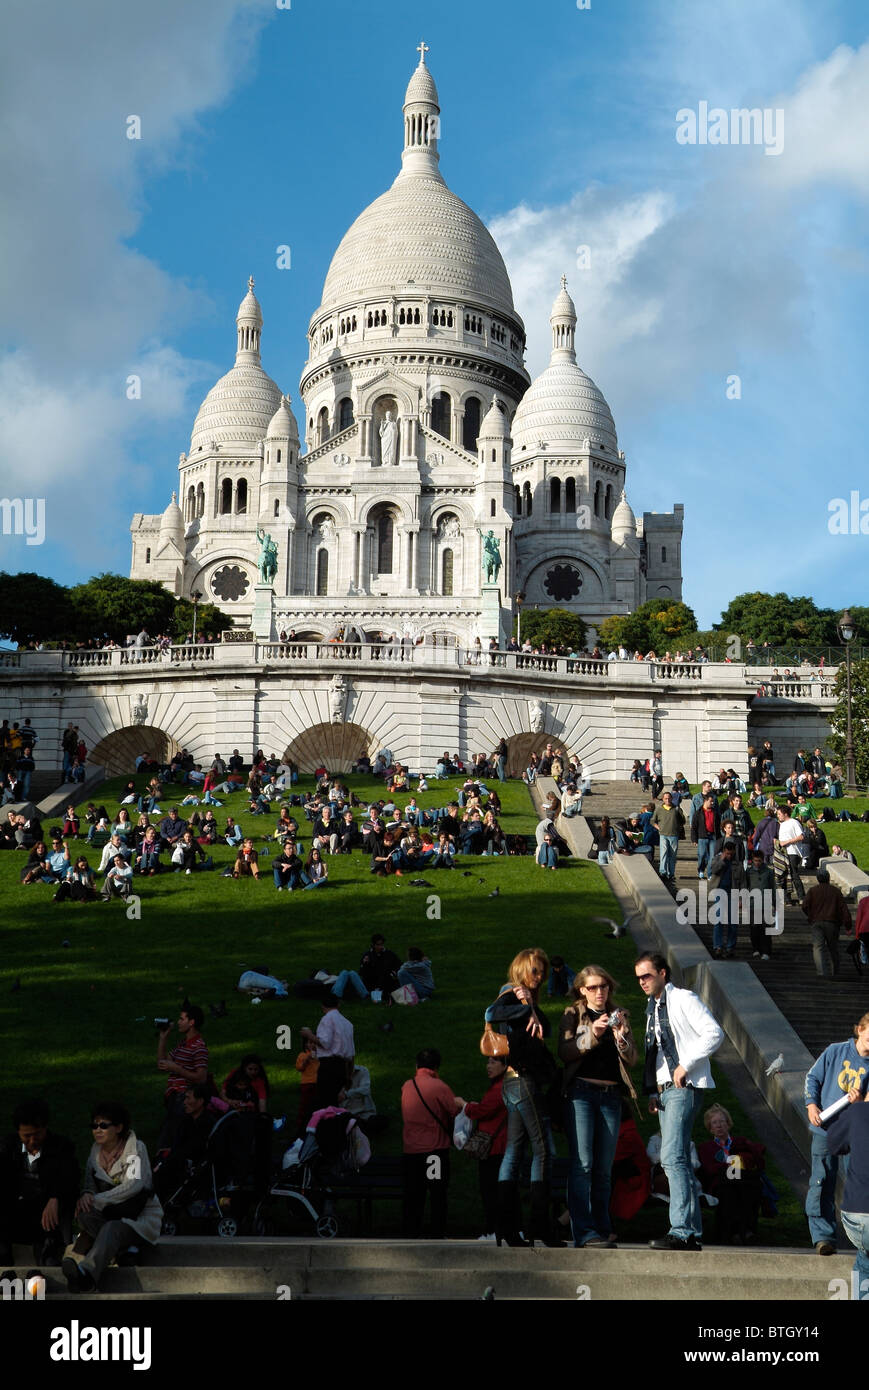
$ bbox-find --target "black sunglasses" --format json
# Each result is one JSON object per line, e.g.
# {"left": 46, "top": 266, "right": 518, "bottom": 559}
{"left": 91, "top": 1120, "right": 115, "bottom": 1129}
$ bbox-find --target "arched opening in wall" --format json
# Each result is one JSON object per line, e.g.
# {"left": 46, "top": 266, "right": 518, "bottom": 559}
{"left": 283, "top": 720, "right": 376, "bottom": 774}
{"left": 565, "top": 477, "right": 576, "bottom": 512}
{"left": 145, "top": 548, "right": 151, "bottom": 564}
{"left": 372, "top": 395, "right": 399, "bottom": 466}
{"left": 338, "top": 397, "right": 354, "bottom": 431}
{"left": 316, "top": 548, "right": 329, "bottom": 596}
{"left": 317, "top": 408, "right": 330, "bottom": 446}
{"left": 549, "top": 477, "right": 561, "bottom": 512}
{"left": 196, "top": 483, "right": 205, "bottom": 518}
{"left": 522, "top": 481, "right": 533, "bottom": 517}
{"left": 89, "top": 725, "right": 181, "bottom": 779}
{"left": 514, "top": 485, "right": 522, "bottom": 515}
{"left": 431, "top": 392, "right": 451, "bottom": 441}
{"left": 462, "top": 396, "right": 481, "bottom": 452}
{"left": 219, "top": 479, "right": 232, "bottom": 514}
{"left": 604, "top": 484, "right": 614, "bottom": 520}
{"left": 593, "top": 481, "right": 602, "bottom": 517}
{"left": 274, "top": 498, "right": 280, "bottom": 518}
{"left": 377, "top": 512, "right": 394, "bottom": 573}
{"left": 504, "top": 731, "right": 572, "bottom": 779}
{"left": 441, "top": 548, "right": 454, "bottom": 596}
{"left": 185, "top": 486, "right": 195, "bottom": 521}
{"left": 490, "top": 498, "right": 496, "bottom": 516}
{"left": 235, "top": 479, "right": 247, "bottom": 514}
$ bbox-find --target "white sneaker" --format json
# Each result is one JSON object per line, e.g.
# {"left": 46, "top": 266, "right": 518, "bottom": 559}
{"left": 477, "top": 1232, "right": 496, "bottom": 1242}
{"left": 761, "top": 954, "right": 770, "bottom": 960}
{"left": 185, "top": 868, "right": 192, "bottom": 875}
{"left": 276, "top": 886, "right": 283, "bottom": 891}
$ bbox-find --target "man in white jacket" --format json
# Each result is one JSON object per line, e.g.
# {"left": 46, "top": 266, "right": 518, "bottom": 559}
{"left": 635, "top": 952, "right": 724, "bottom": 1250}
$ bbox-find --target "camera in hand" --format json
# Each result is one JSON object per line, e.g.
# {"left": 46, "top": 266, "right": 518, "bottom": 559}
{"left": 154, "top": 1017, "right": 170, "bottom": 1028}
{"left": 607, "top": 1009, "right": 623, "bottom": 1029}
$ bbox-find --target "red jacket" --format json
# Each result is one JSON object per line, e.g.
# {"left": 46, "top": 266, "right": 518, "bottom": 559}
{"left": 464, "top": 1077, "right": 507, "bottom": 1157}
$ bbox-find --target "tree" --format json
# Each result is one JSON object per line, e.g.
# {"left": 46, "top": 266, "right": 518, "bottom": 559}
{"left": 517, "top": 608, "right": 587, "bottom": 651}
{"left": 68, "top": 575, "right": 179, "bottom": 641}
{"left": 828, "top": 659, "right": 869, "bottom": 787}
{"left": 0, "top": 573, "right": 74, "bottom": 645}
{"left": 171, "top": 598, "right": 232, "bottom": 641}
{"left": 597, "top": 600, "right": 698, "bottom": 654}
{"left": 713, "top": 593, "right": 838, "bottom": 647}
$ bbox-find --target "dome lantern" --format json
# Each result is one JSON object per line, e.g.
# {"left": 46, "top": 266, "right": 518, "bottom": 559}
{"left": 550, "top": 274, "right": 577, "bottom": 363}
{"left": 236, "top": 275, "right": 263, "bottom": 361}
{"left": 399, "top": 41, "right": 443, "bottom": 183}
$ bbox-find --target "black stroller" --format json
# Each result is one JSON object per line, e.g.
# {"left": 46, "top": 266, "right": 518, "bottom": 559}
{"left": 256, "top": 1109, "right": 370, "bottom": 1238}
{"left": 158, "top": 1108, "right": 268, "bottom": 1238}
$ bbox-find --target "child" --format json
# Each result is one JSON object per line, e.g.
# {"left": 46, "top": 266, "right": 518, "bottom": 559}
{"left": 295, "top": 1038, "right": 319, "bottom": 1130}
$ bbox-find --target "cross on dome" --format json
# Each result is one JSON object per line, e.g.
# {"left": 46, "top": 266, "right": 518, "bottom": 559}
{"left": 561, "top": 273, "right": 567, "bottom": 291}
{"left": 248, "top": 275, "right": 255, "bottom": 292}
{"left": 416, "top": 39, "right": 429, "bottom": 63}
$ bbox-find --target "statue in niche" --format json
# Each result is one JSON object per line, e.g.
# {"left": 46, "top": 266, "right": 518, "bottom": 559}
{"left": 329, "top": 674, "right": 347, "bottom": 724}
{"left": 477, "top": 528, "right": 502, "bottom": 583}
{"left": 255, "top": 527, "right": 278, "bottom": 585}
{"left": 528, "top": 699, "right": 545, "bottom": 733}
{"left": 438, "top": 515, "right": 461, "bottom": 540}
{"left": 379, "top": 411, "right": 399, "bottom": 467}
{"left": 131, "top": 695, "right": 149, "bottom": 727}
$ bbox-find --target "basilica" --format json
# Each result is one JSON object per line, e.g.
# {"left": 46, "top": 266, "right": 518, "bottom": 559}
{"left": 130, "top": 46, "right": 683, "bottom": 646}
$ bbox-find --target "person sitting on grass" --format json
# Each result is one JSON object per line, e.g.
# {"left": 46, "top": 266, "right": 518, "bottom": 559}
{"left": 336, "top": 808, "right": 359, "bottom": 854}
{"left": 85, "top": 807, "right": 111, "bottom": 844}
{"left": 536, "top": 829, "right": 559, "bottom": 870}
{"left": 311, "top": 806, "right": 340, "bottom": 856}
{"left": 101, "top": 854, "right": 134, "bottom": 901}
{"left": 137, "top": 779, "right": 163, "bottom": 815}
{"left": 232, "top": 839, "right": 260, "bottom": 879}
{"left": 224, "top": 816, "right": 243, "bottom": 847}
{"left": 481, "top": 809, "right": 506, "bottom": 856}
{"left": 172, "top": 828, "right": 213, "bottom": 874}
{"left": 304, "top": 846, "right": 329, "bottom": 888}
{"left": 20, "top": 841, "right": 55, "bottom": 886}
{"left": 195, "top": 809, "right": 220, "bottom": 847}
{"left": 53, "top": 856, "right": 97, "bottom": 903}
{"left": 360, "top": 934, "right": 401, "bottom": 999}
{"left": 137, "top": 826, "right": 162, "bottom": 875}
{"left": 273, "top": 806, "right": 299, "bottom": 844}
{"left": 62, "top": 805, "right": 80, "bottom": 839}
{"left": 459, "top": 808, "right": 484, "bottom": 855}
{"left": 110, "top": 808, "right": 134, "bottom": 842}
{"left": 397, "top": 947, "right": 435, "bottom": 1000}
{"left": 430, "top": 831, "right": 457, "bottom": 870}
{"left": 221, "top": 1055, "right": 270, "bottom": 1114}
{"left": 159, "top": 808, "right": 187, "bottom": 852}
{"left": 274, "top": 840, "right": 307, "bottom": 891}
{"left": 97, "top": 833, "right": 133, "bottom": 876}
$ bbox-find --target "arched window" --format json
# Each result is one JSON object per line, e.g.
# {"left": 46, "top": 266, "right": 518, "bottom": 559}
{"left": 338, "top": 397, "right": 354, "bottom": 431}
{"left": 277, "top": 448, "right": 281, "bottom": 462}
{"left": 377, "top": 513, "right": 394, "bottom": 573}
{"left": 317, "top": 407, "right": 330, "bottom": 446}
{"left": 316, "top": 549, "right": 328, "bottom": 596}
{"left": 462, "top": 397, "right": 481, "bottom": 452}
{"left": 593, "top": 481, "right": 602, "bottom": 516}
{"left": 196, "top": 483, "right": 204, "bottom": 518}
{"left": 145, "top": 547, "right": 151, "bottom": 564}
{"left": 274, "top": 499, "right": 280, "bottom": 518}
{"left": 431, "top": 392, "right": 451, "bottom": 441}
{"left": 220, "top": 478, "right": 232, "bottom": 514}
{"left": 185, "top": 486, "right": 195, "bottom": 521}
{"left": 604, "top": 484, "right": 614, "bottom": 520}
{"left": 565, "top": 477, "right": 576, "bottom": 512}
{"left": 514, "top": 485, "right": 522, "bottom": 515}
{"left": 661, "top": 546, "right": 667, "bottom": 563}
{"left": 550, "top": 477, "right": 561, "bottom": 512}
{"left": 442, "top": 548, "right": 454, "bottom": 596}
{"left": 523, "top": 481, "right": 532, "bottom": 517}
{"left": 490, "top": 498, "right": 496, "bottom": 516}
{"left": 235, "top": 479, "right": 247, "bottom": 514}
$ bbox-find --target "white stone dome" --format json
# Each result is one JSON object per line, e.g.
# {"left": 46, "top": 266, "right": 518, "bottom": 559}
{"left": 190, "top": 363, "right": 282, "bottom": 454}
{"left": 159, "top": 491, "right": 183, "bottom": 536}
{"left": 266, "top": 394, "right": 299, "bottom": 441}
{"left": 611, "top": 489, "right": 637, "bottom": 541}
{"left": 479, "top": 394, "right": 510, "bottom": 438}
{"left": 318, "top": 177, "right": 516, "bottom": 315}
{"left": 511, "top": 361, "right": 618, "bottom": 455}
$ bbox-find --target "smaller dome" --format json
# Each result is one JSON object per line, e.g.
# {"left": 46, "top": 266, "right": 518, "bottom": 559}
{"left": 478, "top": 394, "right": 510, "bottom": 439}
{"left": 159, "top": 491, "right": 183, "bottom": 535}
{"left": 550, "top": 275, "right": 577, "bottom": 323}
{"left": 611, "top": 490, "right": 637, "bottom": 541}
{"left": 404, "top": 52, "right": 439, "bottom": 107}
{"left": 237, "top": 276, "right": 262, "bottom": 327}
{"left": 267, "top": 394, "right": 299, "bottom": 440}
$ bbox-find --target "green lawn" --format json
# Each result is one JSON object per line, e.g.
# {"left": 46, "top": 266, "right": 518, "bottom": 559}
{"left": 0, "top": 772, "right": 813, "bottom": 1241}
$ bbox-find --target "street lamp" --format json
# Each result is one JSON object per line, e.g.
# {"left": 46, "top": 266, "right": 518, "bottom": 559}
{"left": 513, "top": 590, "right": 525, "bottom": 646}
{"left": 837, "top": 609, "right": 858, "bottom": 794}
{"left": 191, "top": 590, "right": 203, "bottom": 645}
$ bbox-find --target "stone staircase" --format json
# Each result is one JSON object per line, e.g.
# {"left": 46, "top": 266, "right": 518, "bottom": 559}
{"left": 10, "top": 1238, "right": 857, "bottom": 1301}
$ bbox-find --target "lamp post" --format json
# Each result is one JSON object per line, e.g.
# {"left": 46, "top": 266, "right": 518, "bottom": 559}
{"left": 191, "top": 590, "right": 203, "bottom": 645}
{"left": 513, "top": 590, "right": 525, "bottom": 647}
{"left": 837, "top": 609, "right": 858, "bottom": 794}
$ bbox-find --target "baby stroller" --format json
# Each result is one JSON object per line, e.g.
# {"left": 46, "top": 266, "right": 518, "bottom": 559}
{"left": 256, "top": 1107, "right": 370, "bottom": 1239}
{"left": 158, "top": 1108, "right": 266, "bottom": 1238}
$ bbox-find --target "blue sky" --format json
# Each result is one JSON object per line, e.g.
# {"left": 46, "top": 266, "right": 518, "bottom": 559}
{"left": 1, "top": 0, "right": 867, "bottom": 628}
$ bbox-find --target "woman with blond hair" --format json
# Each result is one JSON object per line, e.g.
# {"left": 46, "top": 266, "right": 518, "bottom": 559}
{"left": 559, "top": 964, "right": 637, "bottom": 1248}
{"left": 485, "top": 948, "right": 560, "bottom": 1247}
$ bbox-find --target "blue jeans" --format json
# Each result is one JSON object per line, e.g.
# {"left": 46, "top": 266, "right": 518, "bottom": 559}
{"left": 712, "top": 896, "right": 737, "bottom": 952}
{"left": 564, "top": 1080, "right": 621, "bottom": 1245}
{"left": 333, "top": 970, "right": 367, "bottom": 999}
{"left": 499, "top": 1073, "right": 550, "bottom": 1185}
{"left": 659, "top": 835, "right": 679, "bottom": 879}
{"left": 696, "top": 838, "right": 715, "bottom": 876}
{"left": 537, "top": 846, "right": 557, "bottom": 868}
{"left": 841, "top": 1212, "right": 869, "bottom": 1295}
{"left": 597, "top": 850, "right": 613, "bottom": 865}
{"left": 806, "top": 1128, "right": 846, "bottom": 1244}
{"left": 397, "top": 967, "right": 434, "bottom": 999}
{"left": 657, "top": 1085, "right": 703, "bottom": 1239}
{"left": 562, "top": 803, "right": 581, "bottom": 818}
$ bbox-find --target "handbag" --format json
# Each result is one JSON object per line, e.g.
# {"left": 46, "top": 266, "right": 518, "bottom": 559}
{"left": 480, "top": 1022, "right": 510, "bottom": 1057}
{"left": 464, "top": 1113, "right": 506, "bottom": 1161}
{"left": 391, "top": 984, "right": 419, "bottom": 1006}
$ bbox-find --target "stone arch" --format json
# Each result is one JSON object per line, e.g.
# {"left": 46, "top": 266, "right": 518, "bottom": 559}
{"left": 504, "top": 731, "right": 568, "bottom": 779}
{"left": 303, "top": 498, "right": 351, "bottom": 528}
{"left": 355, "top": 378, "right": 416, "bottom": 419}
{"left": 358, "top": 494, "right": 414, "bottom": 528}
{"left": 283, "top": 721, "right": 375, "bottom": 774}
{"left": 88, "top": 725, "right": 181, "bottom": 778}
